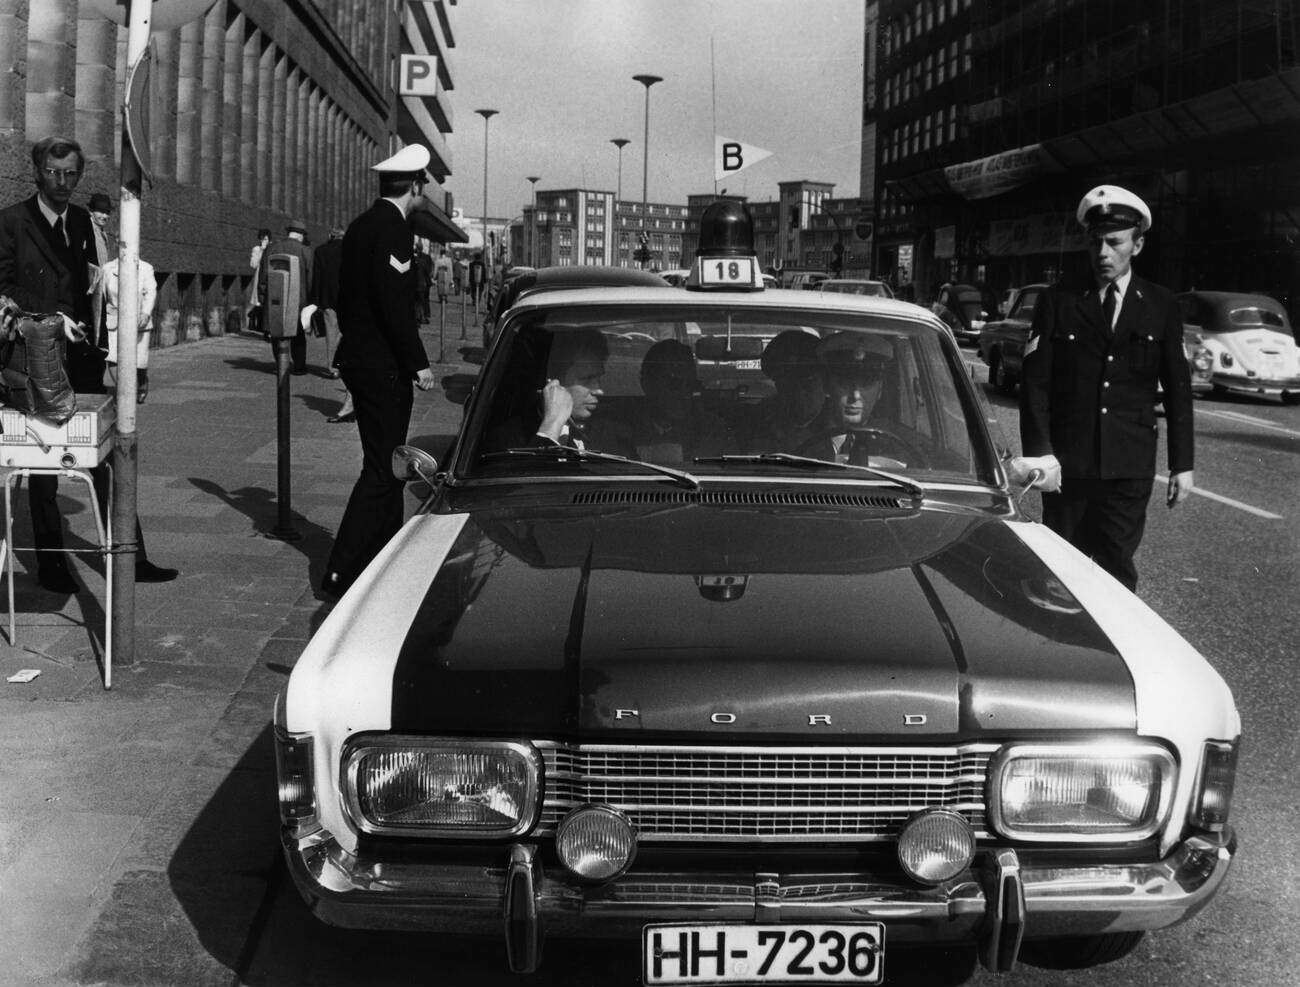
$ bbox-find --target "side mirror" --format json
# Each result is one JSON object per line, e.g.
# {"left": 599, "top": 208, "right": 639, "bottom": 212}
{"left": 392, "top": 444, "right": 440, "bottom": 483}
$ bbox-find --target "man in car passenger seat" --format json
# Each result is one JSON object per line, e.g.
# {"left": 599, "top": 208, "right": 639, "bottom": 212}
{"left": 592, "top": 339, "right": 732, "bottom": 464}
{"left": 1018, "top": 184, "right": 1194, "bottom": 592}
{"left": 744, "top": 329, "right": 833, "bottom": 458}
{"left": 817, "top": 332, "right": 893, "bottom": 464}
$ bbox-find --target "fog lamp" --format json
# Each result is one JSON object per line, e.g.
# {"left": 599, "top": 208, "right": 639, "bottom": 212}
{"left": 556, "top": 805, "right": 636, "bottom": 883}
{"left": 897, "top": 808, "right": 975, "bottom": 885}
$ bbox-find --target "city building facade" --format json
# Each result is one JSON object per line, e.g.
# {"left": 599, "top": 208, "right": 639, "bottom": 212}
{"left": 868, "top": 0, "right": 1300, "bottom": 312}
{"left": 1, "top": 0, "right": 461, "bottom": 344}
{"left": 508, "top": 189, "right": 687, "bottom": 270}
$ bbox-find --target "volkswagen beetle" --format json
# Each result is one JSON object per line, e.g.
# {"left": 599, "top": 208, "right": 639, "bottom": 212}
{"left": 1177, "top": 290, "right": 1300, "bottom": 403}
{"left": 276, "top": 203, "right": 1240, "bottom": 984}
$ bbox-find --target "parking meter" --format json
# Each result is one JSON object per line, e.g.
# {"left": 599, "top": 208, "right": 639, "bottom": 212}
{"left": 264, "top": 252, "right": 303, "bottom": 339}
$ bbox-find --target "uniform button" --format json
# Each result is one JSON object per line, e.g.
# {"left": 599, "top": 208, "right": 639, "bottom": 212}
{"left": 1107, "top": 355, "right": 1114, "bottom": 362}
{"left": 1101, "top": 407, "right": 1108, "bottom": 414}
{"left": 1103, "top": 381, "right": 1110, "bottom": 388}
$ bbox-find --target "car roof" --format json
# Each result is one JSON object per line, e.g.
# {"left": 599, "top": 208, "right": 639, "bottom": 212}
{"left": 1178, "top": 289, "right": 1289, "bottom": 313}
{"left": 822, "top": 279, "right": 887, "bottom": 286}
{"left": 503, "top": 284, "right": 950, "bottom": 333}
{"left": 527, "top": 265, "right": 668, "bottom": 288}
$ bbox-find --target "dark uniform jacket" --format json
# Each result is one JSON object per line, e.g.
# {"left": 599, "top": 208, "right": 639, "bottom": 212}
{"left": 1019, "top": 275, "right": 1194, "bottom": 480}
{"left": 0, "top": 194, "right": 104, "bottom": 392}
{"left": 334, "top": 199, "right": 428, "bottom": 376}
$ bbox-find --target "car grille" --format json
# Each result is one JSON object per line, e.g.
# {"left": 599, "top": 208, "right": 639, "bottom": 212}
{"left": 535, "top": 743, "right": 995, "bottom": 842}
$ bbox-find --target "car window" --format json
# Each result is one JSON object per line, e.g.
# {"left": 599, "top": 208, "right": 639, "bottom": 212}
{"left": 1014, "top": 288, "right": 1039, "bottom": 320}
{"left": 1227, "top": 306, "right": 1287, "bottom": 330}
{"left": 459, "top": 303, "right": 997, "bottom": 484}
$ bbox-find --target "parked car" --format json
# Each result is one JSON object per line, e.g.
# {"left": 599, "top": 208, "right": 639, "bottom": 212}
{"left": 978, "top": 283, "right": 1048, "bottom": 395}
{"left": 819, "top": 278, "right": 895, "bottom": 299}
{"left": 932, "top": 282, "right": 1001, "bottom": 344}
{"left": 1177, "top": 290, "right": 1300, "bottom": 403}
{"left": 482, "top": 265, "right": 669, "bottom": 341}
{"left": 785, "top": 270, "right": 829, "bottom": 291}
{"left": 276, "top": 203, "right": 1240, "bottom": 982}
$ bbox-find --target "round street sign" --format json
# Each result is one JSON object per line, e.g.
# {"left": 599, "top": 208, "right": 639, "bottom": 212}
{"left": 854, "top": 219, "right": 875, "bottom": 241}
{"left": 86, "top": 0, "right": 214, "bottom": 32}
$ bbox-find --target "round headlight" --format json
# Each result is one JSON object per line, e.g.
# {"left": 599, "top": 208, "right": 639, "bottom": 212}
{"left": 897, "top": 808, "right": 975, "bottom": 885}
{"left": 556, "top": 805, "right": 636, "bottom": 883}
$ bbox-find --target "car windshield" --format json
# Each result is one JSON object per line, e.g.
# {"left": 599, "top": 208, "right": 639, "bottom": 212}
{"left": 457, "top": 303, "right": 999, "bottom": 485}
{"left": 827, "top": 282, "right": 890, "bottom": 297}
{"left": 1227, "top": 306, "right": 1288, "bottom": 330}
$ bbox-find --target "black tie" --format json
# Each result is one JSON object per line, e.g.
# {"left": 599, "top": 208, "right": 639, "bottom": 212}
{"left": 52, "top": 215, "right": 66, "bottom": 246}
{"left": 1103, "top": 282, "right": 1118, "bottom": 330}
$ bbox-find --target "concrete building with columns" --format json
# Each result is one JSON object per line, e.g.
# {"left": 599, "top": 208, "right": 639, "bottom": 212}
{"left": 0, "top": 0, "right": 461, "bottom": 345}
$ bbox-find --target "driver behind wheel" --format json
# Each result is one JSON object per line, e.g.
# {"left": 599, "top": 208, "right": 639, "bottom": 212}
{"left": 818, "top": 332, "right": 894, "bottom": 464}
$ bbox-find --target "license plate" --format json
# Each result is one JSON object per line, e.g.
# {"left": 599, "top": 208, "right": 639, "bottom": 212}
{"left": 643, "top": 923, "right": 885, "bottom": 984}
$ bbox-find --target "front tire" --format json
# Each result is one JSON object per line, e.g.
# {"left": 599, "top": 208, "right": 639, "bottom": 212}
{"left": 990, "top": 351, "right": 1015, "bottom": 396}
{"left": 1018, "top": 931, "right": 1145, "bottom": 970}
{"left": 1281, "top": 391, "right": 1300, "bottom": 406}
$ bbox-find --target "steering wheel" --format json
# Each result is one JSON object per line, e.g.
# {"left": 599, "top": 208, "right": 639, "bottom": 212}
{"left": 791, "top": 425, "right": 929, "bottom": 467}
{"left": 848, "top": 426, "right": 930, "bottom": 468}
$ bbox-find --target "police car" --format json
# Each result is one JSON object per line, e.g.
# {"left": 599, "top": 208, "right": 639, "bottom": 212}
{"left": 275, "top": 202, "right": 1239, "bottom": 982}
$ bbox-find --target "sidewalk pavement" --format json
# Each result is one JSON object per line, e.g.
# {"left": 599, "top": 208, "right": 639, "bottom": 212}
{"left": 0, "top": 302, "right": 483, "bottom": 986}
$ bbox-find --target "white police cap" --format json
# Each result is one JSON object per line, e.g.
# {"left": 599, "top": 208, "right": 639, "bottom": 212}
{"left": 1076, "top": 184, "right": 1151, "bottom": 233}
{"left": 372, "top": 144, "right": 431, "bottom": 178}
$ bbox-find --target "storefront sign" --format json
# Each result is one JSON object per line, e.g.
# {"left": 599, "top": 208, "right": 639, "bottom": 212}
{"left": 988, "top": 212, "right": 1086, "bottom": 256}
{"left": 944, "top": 144, "right": 1061, "bottom": 200}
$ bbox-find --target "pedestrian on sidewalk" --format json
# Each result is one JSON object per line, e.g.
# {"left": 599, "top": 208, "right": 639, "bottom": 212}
{"left": 311, "top": 225, "right": 353, "bottom": 421}
{"left": 434, "top": 248, "right": 453, "bottom": 306}
{"left": 257, "top": 218, "right": 314, "bottom": 374}
{"left": 0, "top": 135, "right": 177, "bottom": 593}
{"left": 320, "top": 144, "right": 436, "bottom": 599}
{"left": 104, "top": 241, "right": 157, "bottom": 403}
{"left": 246, "top": 227, "right": 271, "bottom": 336}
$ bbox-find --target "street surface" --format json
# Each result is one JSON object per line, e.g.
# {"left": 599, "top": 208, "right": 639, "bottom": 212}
{"left": 0, "top": 317, "right": 1295, "bottom": 987}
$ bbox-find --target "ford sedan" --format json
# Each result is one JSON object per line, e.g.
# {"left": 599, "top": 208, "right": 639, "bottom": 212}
{"left": 276, "top": 206, "right": 1239, "bottom": 984}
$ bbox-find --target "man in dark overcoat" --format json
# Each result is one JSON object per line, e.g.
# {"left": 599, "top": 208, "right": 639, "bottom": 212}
{"left": 1018, "top": 184, "right": 1195, "bottom": 592}
{"left": 320, "top": 145, "right": 436, "bottom": 598}
{"left": 0, "top": 136, "right": 176, "bottom": 593}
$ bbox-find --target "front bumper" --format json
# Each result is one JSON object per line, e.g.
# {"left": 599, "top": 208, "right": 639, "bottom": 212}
{"left": 1210, "top": 371, "right": 1300, "bottom": 395}
{"left": 284, "top": 826, "right": 1235, "bottom": 974}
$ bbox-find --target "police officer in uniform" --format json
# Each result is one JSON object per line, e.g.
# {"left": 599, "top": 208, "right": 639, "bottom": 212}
{"left": 321, "top": 145, "right": 436, "bottom": 599}
{"left": 1018, "top": 184, "right": 1195, "bottom": 592}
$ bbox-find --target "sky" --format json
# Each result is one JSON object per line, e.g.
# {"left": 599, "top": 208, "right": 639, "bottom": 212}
{"left": 444, "top": 0, "right": 865, "bottom": 220}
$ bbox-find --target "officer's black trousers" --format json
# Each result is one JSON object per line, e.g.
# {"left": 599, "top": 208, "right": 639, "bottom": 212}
{"left": 325, "top": 367, "right": 414, "bottom": 589}
{"left": 1041, "top": 476, "right": 1155, "bottom": 593}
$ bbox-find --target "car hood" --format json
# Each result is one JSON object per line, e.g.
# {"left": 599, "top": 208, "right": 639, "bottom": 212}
{"left": 385, "top": 502, "right": 1134, "bottom": 740}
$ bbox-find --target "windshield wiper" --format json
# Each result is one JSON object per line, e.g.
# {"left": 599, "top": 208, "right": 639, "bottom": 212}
{"left": 693, "top": 453, "right": 926, "bottom": 499}
{"left": 482, "top": 445, "right": 701, "bottom": 490}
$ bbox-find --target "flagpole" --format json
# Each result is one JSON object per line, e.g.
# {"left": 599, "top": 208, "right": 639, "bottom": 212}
{"left": 711, "top": 36, "right": 718, "bottom": 196}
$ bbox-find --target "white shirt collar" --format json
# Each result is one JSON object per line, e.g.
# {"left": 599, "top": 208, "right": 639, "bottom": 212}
{"left": 1099, "top": 269, "right": 1132, "bottom": 300}
{"left": 36, "top": 197, "right": 66, "bottom": 227}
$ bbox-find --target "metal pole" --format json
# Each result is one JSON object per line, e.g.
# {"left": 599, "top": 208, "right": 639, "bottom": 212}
{"left": 610, "top": 139, "right": 629, "bottom": 266}
{"left": 269, "top": 336, "right": 299, "bottom": 540}
{"left": 632, "top": 76, "right": 661, "bottom": 270}
{"left": 110, "top": 0, "right": 152, "bottom": 671}
{"left": 475, "top": 109, "right": 497, "bottom": 344}
{"left": 526, "top": 176, "right": 539, "bottom": 267}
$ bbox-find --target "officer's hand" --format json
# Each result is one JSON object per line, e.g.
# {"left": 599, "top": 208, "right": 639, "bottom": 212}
{"left": 1167, "top": 469, "right": 1194, "bottom": 508}
{"left": 537, "top": 379, "right": 574, "bottom": 440}
{"left": 415, "top": 368, "right": 436, "bottom": 391}
{"left": 1007, "top": 454, "right": 1062, "bottom": 493}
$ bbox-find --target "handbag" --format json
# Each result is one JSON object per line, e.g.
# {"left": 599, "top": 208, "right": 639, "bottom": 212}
{"left": 0, "top": 300, "right": 78, "bottom": 426}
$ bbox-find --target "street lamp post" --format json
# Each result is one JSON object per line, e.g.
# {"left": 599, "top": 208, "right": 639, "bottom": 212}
{"left": 526, "top": 175, "right": 540, "bottom": 266}
{"left": 610, "top": 138, "right": 630, "bottom": 266}
{"left": 632, "top": 75, "right": 662, "bottom": 270}
{"left": 475, "top": 108, "right": 498, "bottom": 286}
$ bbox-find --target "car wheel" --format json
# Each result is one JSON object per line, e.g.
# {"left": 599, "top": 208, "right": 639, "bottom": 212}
{"left": 1211, "top": 383, "right": 1228, "bottom": 398}
{"left": 1018, "top": 931, "right": 1145, "bottom": 970}
{"left": 1282, "top": 391, "right": 1300, "bottom": 406}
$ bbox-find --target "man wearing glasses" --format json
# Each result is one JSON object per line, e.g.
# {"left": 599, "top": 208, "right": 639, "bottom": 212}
{"left": 0, "top": 136, "right": 177, "bottom": 593}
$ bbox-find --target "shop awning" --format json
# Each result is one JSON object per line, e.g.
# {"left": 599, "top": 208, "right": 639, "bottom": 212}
{"left": 410, "top": 196, "right": 468, "bottom": 244}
